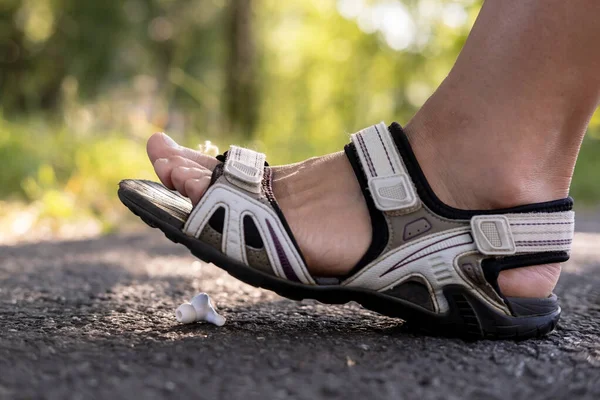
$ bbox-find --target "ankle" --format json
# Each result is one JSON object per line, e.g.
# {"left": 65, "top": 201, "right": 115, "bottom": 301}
{"left": 403, "top": 106, "right": 571, "bottom": 211}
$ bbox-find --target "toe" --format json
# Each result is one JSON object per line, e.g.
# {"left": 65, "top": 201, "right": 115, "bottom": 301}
{"left": 185, "top": 177, "right": 212, "bottom": 205}
{"left": 153, "top": 155, "right": 203, "bottom": 190}
{"left": 147, "top": 132, "right": 220, "bottom": 171}
{"left": 171, "top": 166, "right": 211, "bottom": 198}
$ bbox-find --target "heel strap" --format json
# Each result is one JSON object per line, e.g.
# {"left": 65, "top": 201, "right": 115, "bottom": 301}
{"left": 471, "top": 212, "right": 574, "bottom": 255}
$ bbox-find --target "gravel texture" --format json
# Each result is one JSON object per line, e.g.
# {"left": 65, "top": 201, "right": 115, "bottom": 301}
{"left": 1, "top": 231, "right": 599, "bottom": 400}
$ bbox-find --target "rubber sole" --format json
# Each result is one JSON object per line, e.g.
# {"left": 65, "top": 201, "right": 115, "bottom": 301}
{"left": 118, "top": 181, "right": 561, "bottom": 340}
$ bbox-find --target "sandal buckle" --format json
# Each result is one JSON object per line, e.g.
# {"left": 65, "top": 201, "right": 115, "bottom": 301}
{"left": 223, "top": 146, "right": 266, "bottom": 193}
{"left": 368, "top": 175, "right": 420, "bottom": 212}
{"left": 471, "top": 215, "right": 516, "bottom": 255}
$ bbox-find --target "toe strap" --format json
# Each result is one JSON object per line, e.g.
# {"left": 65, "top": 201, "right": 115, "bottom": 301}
{"left": 183, "top": 149, "right": 315, "bottom": 285}
{"left": 223, "top": 145, "right": 267, "bottom": 193}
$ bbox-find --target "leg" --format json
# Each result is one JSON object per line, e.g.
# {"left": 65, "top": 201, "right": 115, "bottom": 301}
{"left": 406, "top": 0, "right": 600, "bottom": 209}
{"left": 404, "top": 0, "right": 600, "bottom": 296}
{"left": 146, "top": 0, "right": 600, "bottom": 298}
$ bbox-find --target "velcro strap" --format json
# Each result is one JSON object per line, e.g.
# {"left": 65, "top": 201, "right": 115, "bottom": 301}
{"left": 471, "top": 211, "right": 574, "bottom": 255}
{"left": 223, "top": 145, "right": 266, "bottom": 193}
{"left": 350, "top": 122, "right": 420, "bottom": 213}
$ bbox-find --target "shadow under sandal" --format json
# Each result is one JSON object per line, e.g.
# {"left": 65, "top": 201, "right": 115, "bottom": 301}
{"left": 118, "top": 122, "right": 574, "bottom": 340}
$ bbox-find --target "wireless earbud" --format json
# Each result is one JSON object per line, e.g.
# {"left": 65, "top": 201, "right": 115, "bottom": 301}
{"left": 175, "top": 293, "right": 226, "bottom": 326}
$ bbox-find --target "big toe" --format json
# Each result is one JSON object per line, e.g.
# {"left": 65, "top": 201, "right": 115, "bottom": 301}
{"left": 147, "top": 132, "right": 220, "bottom": 170}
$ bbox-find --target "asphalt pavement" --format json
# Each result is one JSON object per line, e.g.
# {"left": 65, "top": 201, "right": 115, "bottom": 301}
{"left": 1, "top": 230, "right": 599, "bottom": 400}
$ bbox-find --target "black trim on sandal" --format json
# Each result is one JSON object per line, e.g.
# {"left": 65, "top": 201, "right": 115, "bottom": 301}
{"left": 261, "top": 168, "right": 311, "bottom": 271}
{"left": 343, "top": 143, "right": 389, "bottom": 276}
{"left": 387, "top": 122, "right": 574, "bottom": 219}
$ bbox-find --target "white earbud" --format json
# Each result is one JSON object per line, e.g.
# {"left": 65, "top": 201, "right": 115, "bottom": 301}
{"left": 175, "top": 293, "right": 226, "bottom": 326}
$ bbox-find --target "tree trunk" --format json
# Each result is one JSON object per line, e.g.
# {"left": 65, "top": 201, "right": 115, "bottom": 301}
{"left": 225, "top": 0, "right": 258, "bottom": 139}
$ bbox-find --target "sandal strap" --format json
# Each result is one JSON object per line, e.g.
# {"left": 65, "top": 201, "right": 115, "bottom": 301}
{"left": 184, "top": 148, "right": 315, "bottom": 285}
{"left": 350, "top": 122, "right": 421, "bottom": 214}
{"left": 350, "top": 122, "right": 574, "bottom": 257}
{"left": 223, "top": 145, "right": 266, "bottom": 193}
{"left": 471, "top": 212, "right": 574, "bottom": 255}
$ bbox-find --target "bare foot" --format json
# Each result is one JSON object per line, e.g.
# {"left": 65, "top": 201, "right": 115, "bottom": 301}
{"left": 146, "top": 131, "right": 560, "bottom": 297}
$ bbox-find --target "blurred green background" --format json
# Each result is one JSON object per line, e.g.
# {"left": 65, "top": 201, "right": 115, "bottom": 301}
{"left": 1, "top": 0, "right": 599, "bottom": 243}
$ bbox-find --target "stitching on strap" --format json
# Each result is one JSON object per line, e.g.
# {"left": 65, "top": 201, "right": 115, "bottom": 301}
{"left": 374, "top": 124, "right": 396, "bottom": 174}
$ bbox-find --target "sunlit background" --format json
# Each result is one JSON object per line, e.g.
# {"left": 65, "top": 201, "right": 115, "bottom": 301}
{"left": 1, "top": 0, "right": 599, "bottom": 243}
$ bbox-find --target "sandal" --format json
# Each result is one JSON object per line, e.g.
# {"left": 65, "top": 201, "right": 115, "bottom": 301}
{"left": 118, "top": 122, "right": 574, "bottom": 340}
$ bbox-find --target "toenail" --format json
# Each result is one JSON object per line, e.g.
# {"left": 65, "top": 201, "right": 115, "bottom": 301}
{"left": 154, "top": 158, "right": 168, "bottom": 165}
{"left": 161, "top": 133, "right": 179, "bottom": 148}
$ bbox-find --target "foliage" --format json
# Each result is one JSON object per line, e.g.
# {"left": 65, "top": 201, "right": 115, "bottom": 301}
{"left": 0, "top": 0, "right": 598, "bottom": 241}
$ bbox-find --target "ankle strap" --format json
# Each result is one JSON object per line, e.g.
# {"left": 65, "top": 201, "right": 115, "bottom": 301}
{"left": 471, "top": 212, "right": 574, "bottom": 255}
